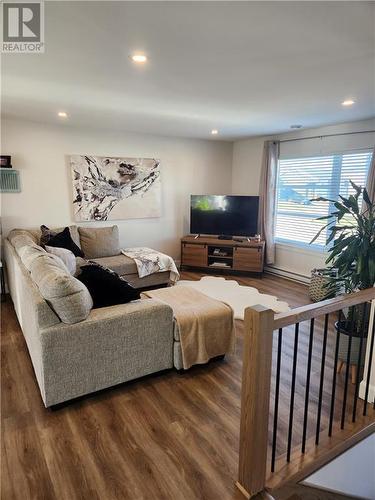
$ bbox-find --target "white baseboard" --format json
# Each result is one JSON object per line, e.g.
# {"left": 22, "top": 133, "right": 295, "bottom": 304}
{"left": 179, "top": 261, "right": 310, "bottom": 285}
{"left": 265, "top": 266, "right": 310, "bottom": 285}
{"left": 359, "top": 380, "right": 375, "bottom": 403}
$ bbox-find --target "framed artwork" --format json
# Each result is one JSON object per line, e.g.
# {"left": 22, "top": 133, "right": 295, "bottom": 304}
{"left": 0, "top": 156, "right": 12, "bottom": 168}
{"left": 70, "top": 155, "right": 161, "bottom": 221}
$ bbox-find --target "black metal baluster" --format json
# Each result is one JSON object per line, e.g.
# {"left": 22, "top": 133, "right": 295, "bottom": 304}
{"left": 341, "top": 306, "right": 354, "bottom": 429}
{"left": 301, "top": 318, "right": 314, "bottom": 453}
{"left": 328, "top": 310, "right": 342, "bottom": 436}
{"left": 352, "top": 303, "right": 367, "bottom": 422}
{"left": 271, "top": 328, "right": 283, "bottom": 473}
{"left": 287, "top": 323, "right": 299, "bottom": 462}
{"left": 364, "top": 307, "right": 375, "bottom": 416}
{"left": 316, "top": 314, "right": 329, "bottom": 445}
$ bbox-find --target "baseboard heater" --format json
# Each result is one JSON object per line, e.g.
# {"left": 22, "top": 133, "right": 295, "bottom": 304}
{"left": 265, "top": 266, "right": 310, "bottom": 284}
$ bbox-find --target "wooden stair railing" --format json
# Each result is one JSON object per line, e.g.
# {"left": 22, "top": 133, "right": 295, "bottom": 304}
{"left": 236, "top": 287, "right": 375, "bottom": 499}
{"left": 236, "top": 305, "right": 274, "bottom": 498}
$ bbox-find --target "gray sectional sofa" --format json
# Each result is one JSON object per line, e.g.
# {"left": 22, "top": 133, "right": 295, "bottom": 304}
{"left": 4, "top": 226, "right": 183, "bottom": 407}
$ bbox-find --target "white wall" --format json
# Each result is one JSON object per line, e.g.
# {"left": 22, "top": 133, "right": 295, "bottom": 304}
{"left": 303, "top": 434, "right": 375, "bottom": 499}
{"left": 2, "top": 117, "right": 374, "bottom": 278}
{"left": 1, "top": 118, "right": 232, "bottom": 261}
{"left": 232, "top": 118, "right": 375, "bottom": 279}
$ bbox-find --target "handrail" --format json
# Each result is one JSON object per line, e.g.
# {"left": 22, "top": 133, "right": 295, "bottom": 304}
{"left": 273, "top": 287, "right": 375, "bottom": 330}
{"left": 237, "top": 287, "right": 375, "bottom": 499}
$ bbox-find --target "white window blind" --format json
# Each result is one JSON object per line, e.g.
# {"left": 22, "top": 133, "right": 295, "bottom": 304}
{"left": 275, "top": 150, "right": 373, "bottom": 248}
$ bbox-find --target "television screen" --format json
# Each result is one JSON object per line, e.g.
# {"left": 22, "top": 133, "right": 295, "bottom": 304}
{"left": 190, "top": 195, "right": 259, "bottom": 237}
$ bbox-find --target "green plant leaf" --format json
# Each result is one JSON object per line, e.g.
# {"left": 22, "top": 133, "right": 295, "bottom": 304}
{"left": 316, "top": 212, "right": 339, "bottom": 221}
{"left": 309, "top": 222, "right": 330, "bottom": 244}
{"left": 349, "top": 180, "right": 362, "bottom": 196}
{"left": 363, "top": 188, "right": 372, "bottom": 207}
{"left": 311, "top": 180, "right": 375, "bottom": 291}
{"left": 310, "top": 196, "right": 337, "bottom": 203}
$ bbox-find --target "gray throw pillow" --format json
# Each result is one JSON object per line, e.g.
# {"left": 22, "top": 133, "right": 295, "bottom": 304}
{"left": 40, "top": 225, "right": 55, "bottom": 246}
{"left": 45, "top": 245, "right": 76, "bottom": 275}
{"left": 78, "top": 226, "right": 120, "bottom": 259}
{"left": 30, "top": 255, "right": 93, "bottom": 324}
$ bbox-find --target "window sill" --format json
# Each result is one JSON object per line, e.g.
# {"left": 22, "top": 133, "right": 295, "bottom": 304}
{"left": 276, "top": 241, "right": 328, "bottom": 256}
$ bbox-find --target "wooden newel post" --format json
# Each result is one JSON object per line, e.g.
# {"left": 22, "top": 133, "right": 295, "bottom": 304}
{"left": 236, "top": 305, "right": 275, "bottom": 499}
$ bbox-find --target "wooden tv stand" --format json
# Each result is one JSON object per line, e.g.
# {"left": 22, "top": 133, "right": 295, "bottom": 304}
{"left": 180, "top": 235, "right": 265, "bottom": 275}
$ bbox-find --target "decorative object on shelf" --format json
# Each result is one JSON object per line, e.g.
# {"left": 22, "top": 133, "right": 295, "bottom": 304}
{"left": 0, "top": 155, "right": 12, "bottom": 168}
{"left": 213, "top": 248, "right": 229, "bottom": 257}
{"left": 70, "top": 155, "right": 161, "bottom": 221}
{"left": 0, "top": 168, "right": 20, "bottom": 193}
{"left": 209, "top": 261, "right": 231, "bottom": 268}
{"left": 309, "top": 268, "right": 338, "bottom": 302}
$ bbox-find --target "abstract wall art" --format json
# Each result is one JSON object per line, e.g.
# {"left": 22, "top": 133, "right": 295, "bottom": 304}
{"left": 70, "top": 155, "right": 161, "bottom": 221}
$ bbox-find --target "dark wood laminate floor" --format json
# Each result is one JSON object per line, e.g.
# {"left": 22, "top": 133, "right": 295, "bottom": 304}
{"left": 1, "top": 272, "right": 374, "bottom": 500}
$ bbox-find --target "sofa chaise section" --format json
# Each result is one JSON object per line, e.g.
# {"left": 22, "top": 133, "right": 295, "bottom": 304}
{"left": 90, "top": 254, "right": 170, "bottom": 289}
{"left": 40, "top": 299, "right": 174, "bottom": 407}
{"left": 4, "top": 231, "right": 174, "bottom": 407}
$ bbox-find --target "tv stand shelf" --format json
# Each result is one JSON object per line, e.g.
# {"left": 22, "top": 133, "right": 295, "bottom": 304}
{"left": 181, "top": 235, "right": 265, "bottom": 275}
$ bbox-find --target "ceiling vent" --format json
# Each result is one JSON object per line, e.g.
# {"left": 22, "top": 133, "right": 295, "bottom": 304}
{"left": 0, "top": 169, "right": 21, "bottom": 193}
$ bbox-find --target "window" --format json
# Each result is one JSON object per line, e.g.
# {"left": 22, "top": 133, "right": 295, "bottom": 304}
{"left": 275, "top": 151, "right": 373, "bottom": 248}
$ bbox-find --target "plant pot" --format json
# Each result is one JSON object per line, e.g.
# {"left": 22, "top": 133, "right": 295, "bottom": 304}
{"left": 335, "top": 321, "right": 368, "bottom": 367}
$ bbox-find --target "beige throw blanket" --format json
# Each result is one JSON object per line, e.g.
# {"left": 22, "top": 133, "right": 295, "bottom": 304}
{"left": 142, "top": 286, "right": 235, "bottom": 370}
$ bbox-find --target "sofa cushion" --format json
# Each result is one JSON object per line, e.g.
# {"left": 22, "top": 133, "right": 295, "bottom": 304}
{"left": 125, "top": 271, "right": 171, "bottom": 289}
{"left": 45, "top": 245, "right": 76, "bottom": 275}
{"left": 38, "top": 225, "right": 81, "bottom": 248}
{"left": 8, "top": 230, "right": 39, "bottom": 251}
{"left": 18, "top": 243, "right": 47, "bottom": 270}
{"left": 30, "top": 255, "right": 93, "bottom": 324}
{"left": 43, "top": 227, "right": 84, "bottom": 258}
{"left": 75, "top": 256, "right": 89, "bottom": 276}
{"left": 78, "top": 226, "right": 120, "bottom": 259}
{"left": 91, "top": 254, "right": 137, "bottom": 276}
{"left": 40, "top": 225, "right": 57, "bottom": 246}
{"left": 17, "top": 242, "right": 70, "bottom": 276}
{"left": 77, "top": 263, "right": 140, "bottom": 308}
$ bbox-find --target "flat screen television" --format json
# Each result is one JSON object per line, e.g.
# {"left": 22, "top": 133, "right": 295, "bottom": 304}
{"left": 190, "top": 195, "right": 259, "bottom": 237}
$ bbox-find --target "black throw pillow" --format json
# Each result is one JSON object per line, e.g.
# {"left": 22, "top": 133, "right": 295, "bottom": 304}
{"left": 45, "top": 227, "right": 84, "bottom": 258}
{"left": 77, "top": 264, "right": 140, "bottom": 308}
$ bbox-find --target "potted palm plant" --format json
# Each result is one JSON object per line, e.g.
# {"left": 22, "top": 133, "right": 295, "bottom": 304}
{"left": 310, "top": 182, "right": 375, "bottom": 381}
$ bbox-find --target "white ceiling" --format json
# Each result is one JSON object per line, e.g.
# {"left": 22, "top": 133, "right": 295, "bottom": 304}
{"left": 2, "top": 1, "right": 375, "bottom": 140}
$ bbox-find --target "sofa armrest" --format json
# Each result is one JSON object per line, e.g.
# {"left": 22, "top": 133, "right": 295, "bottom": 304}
{"left": 39, "top": 299, "right": 174, "bottom": 406}
{"left": 41, "top": 298, "right": 174, "bottom": 339}
{"left": 75, "top": 298, "right": 173, "bottom": 325}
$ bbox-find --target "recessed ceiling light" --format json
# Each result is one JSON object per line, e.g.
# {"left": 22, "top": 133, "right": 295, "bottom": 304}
{"left": 58, "top": 111, "right": 68, "bottom": 118}
{"left": 211, "top": 129, "right": 218, "bottom": 135}
{"left": 342, "top": 99, "right": 355, "bottom": 106}
{"left": 131, "top": 54, "right": 147, "bottom": 63}
{"left": 290, "top": 124, "right": 302, "bottom": 129}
